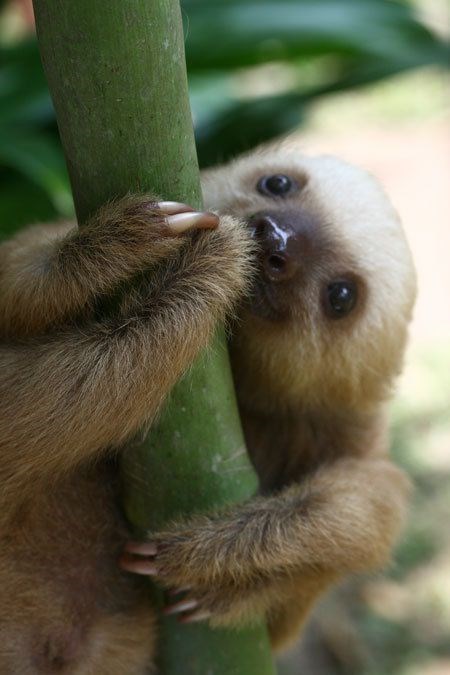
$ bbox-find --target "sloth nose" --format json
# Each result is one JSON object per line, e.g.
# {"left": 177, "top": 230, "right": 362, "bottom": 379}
{"left": 248, "top": 210, "right": 313, "bottom": 282}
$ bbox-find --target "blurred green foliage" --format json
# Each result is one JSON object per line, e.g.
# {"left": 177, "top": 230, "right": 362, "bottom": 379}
{"left": 0, "top": 0, "right": 448, "bottom": 230}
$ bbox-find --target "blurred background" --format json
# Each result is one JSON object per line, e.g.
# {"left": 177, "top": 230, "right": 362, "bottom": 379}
{"left": 0, "top": 1, "right": 448, "bottom": 674}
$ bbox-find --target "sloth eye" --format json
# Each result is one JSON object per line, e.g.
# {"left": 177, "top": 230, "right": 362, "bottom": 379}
{"left": 257, "top": 174, "right": 295, "bottom": 197}
{"left": 324, "top": 280, "right": 358, "bottom": 319}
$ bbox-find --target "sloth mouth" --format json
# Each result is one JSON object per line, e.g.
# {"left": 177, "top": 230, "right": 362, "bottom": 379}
{"left": 249, "top": 280, "right": 292, "bottom": 322}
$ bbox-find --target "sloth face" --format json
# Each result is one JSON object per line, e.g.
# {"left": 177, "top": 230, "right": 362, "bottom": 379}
{"left": 201, "top": 145, "right": 417, "bottom": 410}
{"left": 245, "top": 200, "right": 363, "bottom": 324}
{"left": 202, "top": 149, "right": 379, "bottom": 330}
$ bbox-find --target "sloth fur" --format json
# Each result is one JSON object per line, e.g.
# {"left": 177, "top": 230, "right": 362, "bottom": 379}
{"left": 0, "top": 144, "right": 416, "bottom": 673}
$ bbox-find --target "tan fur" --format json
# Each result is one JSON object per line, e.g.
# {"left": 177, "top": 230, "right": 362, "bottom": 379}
{"left": 0, "top": 197, "right": 251, "bottom": 672}
{"left": 0, "top": 145, "right": 416, "bottom": 672}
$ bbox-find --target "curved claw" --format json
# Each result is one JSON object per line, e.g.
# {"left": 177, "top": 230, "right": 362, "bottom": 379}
{"left": 164, "top": 598, "right": 200, "bottom": 616}
{"left": 178, "top": 609, "right": 213, "bottom": 624}
{"left": 168, "top": 586, "right": 192, "bottom": 597}
{"left": 119, "top": 552, "right": 159, "bottom": 576}
{"left": 124, "top": 541, "right": 158, "bottom": 556}
{"left": 157, "top": 201, "right": 195, "bottom": 215}
{"left": 166, "top": 211, "right": 219, "bottom": 233}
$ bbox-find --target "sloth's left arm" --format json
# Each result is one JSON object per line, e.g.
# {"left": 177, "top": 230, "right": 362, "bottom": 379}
{"left": 120, "top": 456, "right": 410, "bottom": 628}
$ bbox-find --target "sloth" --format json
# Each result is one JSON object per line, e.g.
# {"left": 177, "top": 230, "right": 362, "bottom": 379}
{"left": 0, "top": 144, "right": 416, "bottom": 674}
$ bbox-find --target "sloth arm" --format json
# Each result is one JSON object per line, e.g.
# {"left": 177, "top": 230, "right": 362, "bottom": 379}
{"left": 0, "top": 197, "right": 195, "bottom": 337}
{"left": 0, "top": 198, "right": 250, "bottom": 507}
{"left": 122, "top": 449, "right": 411, "bottom": 644}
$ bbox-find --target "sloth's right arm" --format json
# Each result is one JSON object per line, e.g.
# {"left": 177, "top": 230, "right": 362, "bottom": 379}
{"left": 0, "top": 198, "right": 211, "bottom": 337}
{"left": 0, "top": 198, "right": 251, "bottom": 501}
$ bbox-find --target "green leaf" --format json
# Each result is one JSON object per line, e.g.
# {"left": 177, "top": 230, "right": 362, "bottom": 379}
{"left": 195, "top": 93, "right": 306, "bottom": 167}
{"left": 0, "top": 131, "right": 73, "bottom": 216}
{"left": 182, "top": 0, "right": 449, "bottom": 71}
{"left": 0, "top": 1, "right": 448, "bottom": 229}
{"left": 0, "top": 39, "right": 54, "bottom": 126}
{"left": 0, "top": 170, "right": 57, "bottom": 236}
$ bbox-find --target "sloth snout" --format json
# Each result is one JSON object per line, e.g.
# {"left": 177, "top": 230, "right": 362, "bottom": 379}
{"left": 248, "top": 210, "right": 316, "bottom": 283}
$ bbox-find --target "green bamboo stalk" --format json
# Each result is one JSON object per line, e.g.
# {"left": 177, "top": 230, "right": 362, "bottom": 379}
{"left": 32, "top": 1, "right": 276, "bottom": 673}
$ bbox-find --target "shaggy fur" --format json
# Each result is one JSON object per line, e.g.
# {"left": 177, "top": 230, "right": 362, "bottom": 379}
{"left": 0, "top": 146, "right": 416, "bottom": 673}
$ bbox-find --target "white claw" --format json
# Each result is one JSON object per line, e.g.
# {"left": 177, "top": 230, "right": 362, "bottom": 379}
{"left": 179, "top": 609, "right": 212, "bottom": 624}
{"left": 166, "top": 211, "right": 219, "bottom": 233}
{"left": 168, "top": 586, "right": 192, "bottom": 597}
{"left": 164, "top": 598, "right": 199, "bottom": 615}
{"left": 119, "top": 556, "right": 159, "bottom": 576}
{"left": 157, "top": 201, "right": 195, "bottom": 215}
{"left": 124, "top": 541, "right": 158, "bottom": 556}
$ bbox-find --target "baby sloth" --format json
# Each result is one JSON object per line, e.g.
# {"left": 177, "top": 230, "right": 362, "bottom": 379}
{"left": 0, "top": 145, "right": 416, "bottom": 674}
{"left": 122, "top": 148, "right": 417, "bottom": 646}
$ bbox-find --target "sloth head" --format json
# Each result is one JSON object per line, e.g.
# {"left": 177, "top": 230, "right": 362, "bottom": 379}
{"left": 201, "top": 144, "right": 417, "bottom": 414}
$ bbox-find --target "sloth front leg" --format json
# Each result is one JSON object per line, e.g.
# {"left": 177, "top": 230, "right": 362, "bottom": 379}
{"left": 121, "top": 457, "right": 410, "bottom": 627}
{"left": 0, "top": 196, "right": 214, "bottom": 337}
{"left": 0, "top": 204, "right": 251, "bottom": 506}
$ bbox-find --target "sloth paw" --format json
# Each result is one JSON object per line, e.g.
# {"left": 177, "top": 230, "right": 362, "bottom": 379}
{"left": 163, "top": 588, "right": 213, "bottom": 624}
{"left": 119, "top": 536, "right": 272, "bottom": 627}
{"left": 162, "top": 584, "right": 267, "bottom": 627}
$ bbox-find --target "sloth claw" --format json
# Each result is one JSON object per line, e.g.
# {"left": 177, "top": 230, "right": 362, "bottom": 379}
{"left": 119, "top": 552, "right": 159, "bottom": 576}
{"left": 157, "top": 201, "right": 195, "bottom": 215}
{"left": 124, "top": 541, "right": 158, "bottom": 556}
{"left": 168, "top": 586, "right": 192, "bottom": 597}
{"left": 151, "top": 201, "right": 218, "bottom": 233}
{"left": 165, "top": 211, "right": 219, "bottom": 233}
{"left": 164, "top": 598, "right": 199, "bottom": 616}
{"left": 178, "top": 609, "right": 213, "bottom": 624}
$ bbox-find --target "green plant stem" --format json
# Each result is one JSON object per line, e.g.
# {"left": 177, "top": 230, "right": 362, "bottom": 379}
{"left": 32, "top": 1, "right": 275, "bottom": 672}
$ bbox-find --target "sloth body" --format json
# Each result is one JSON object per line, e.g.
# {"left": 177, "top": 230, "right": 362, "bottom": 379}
{"left": 0, "top": 146, "right": 416, "bottom": 674}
